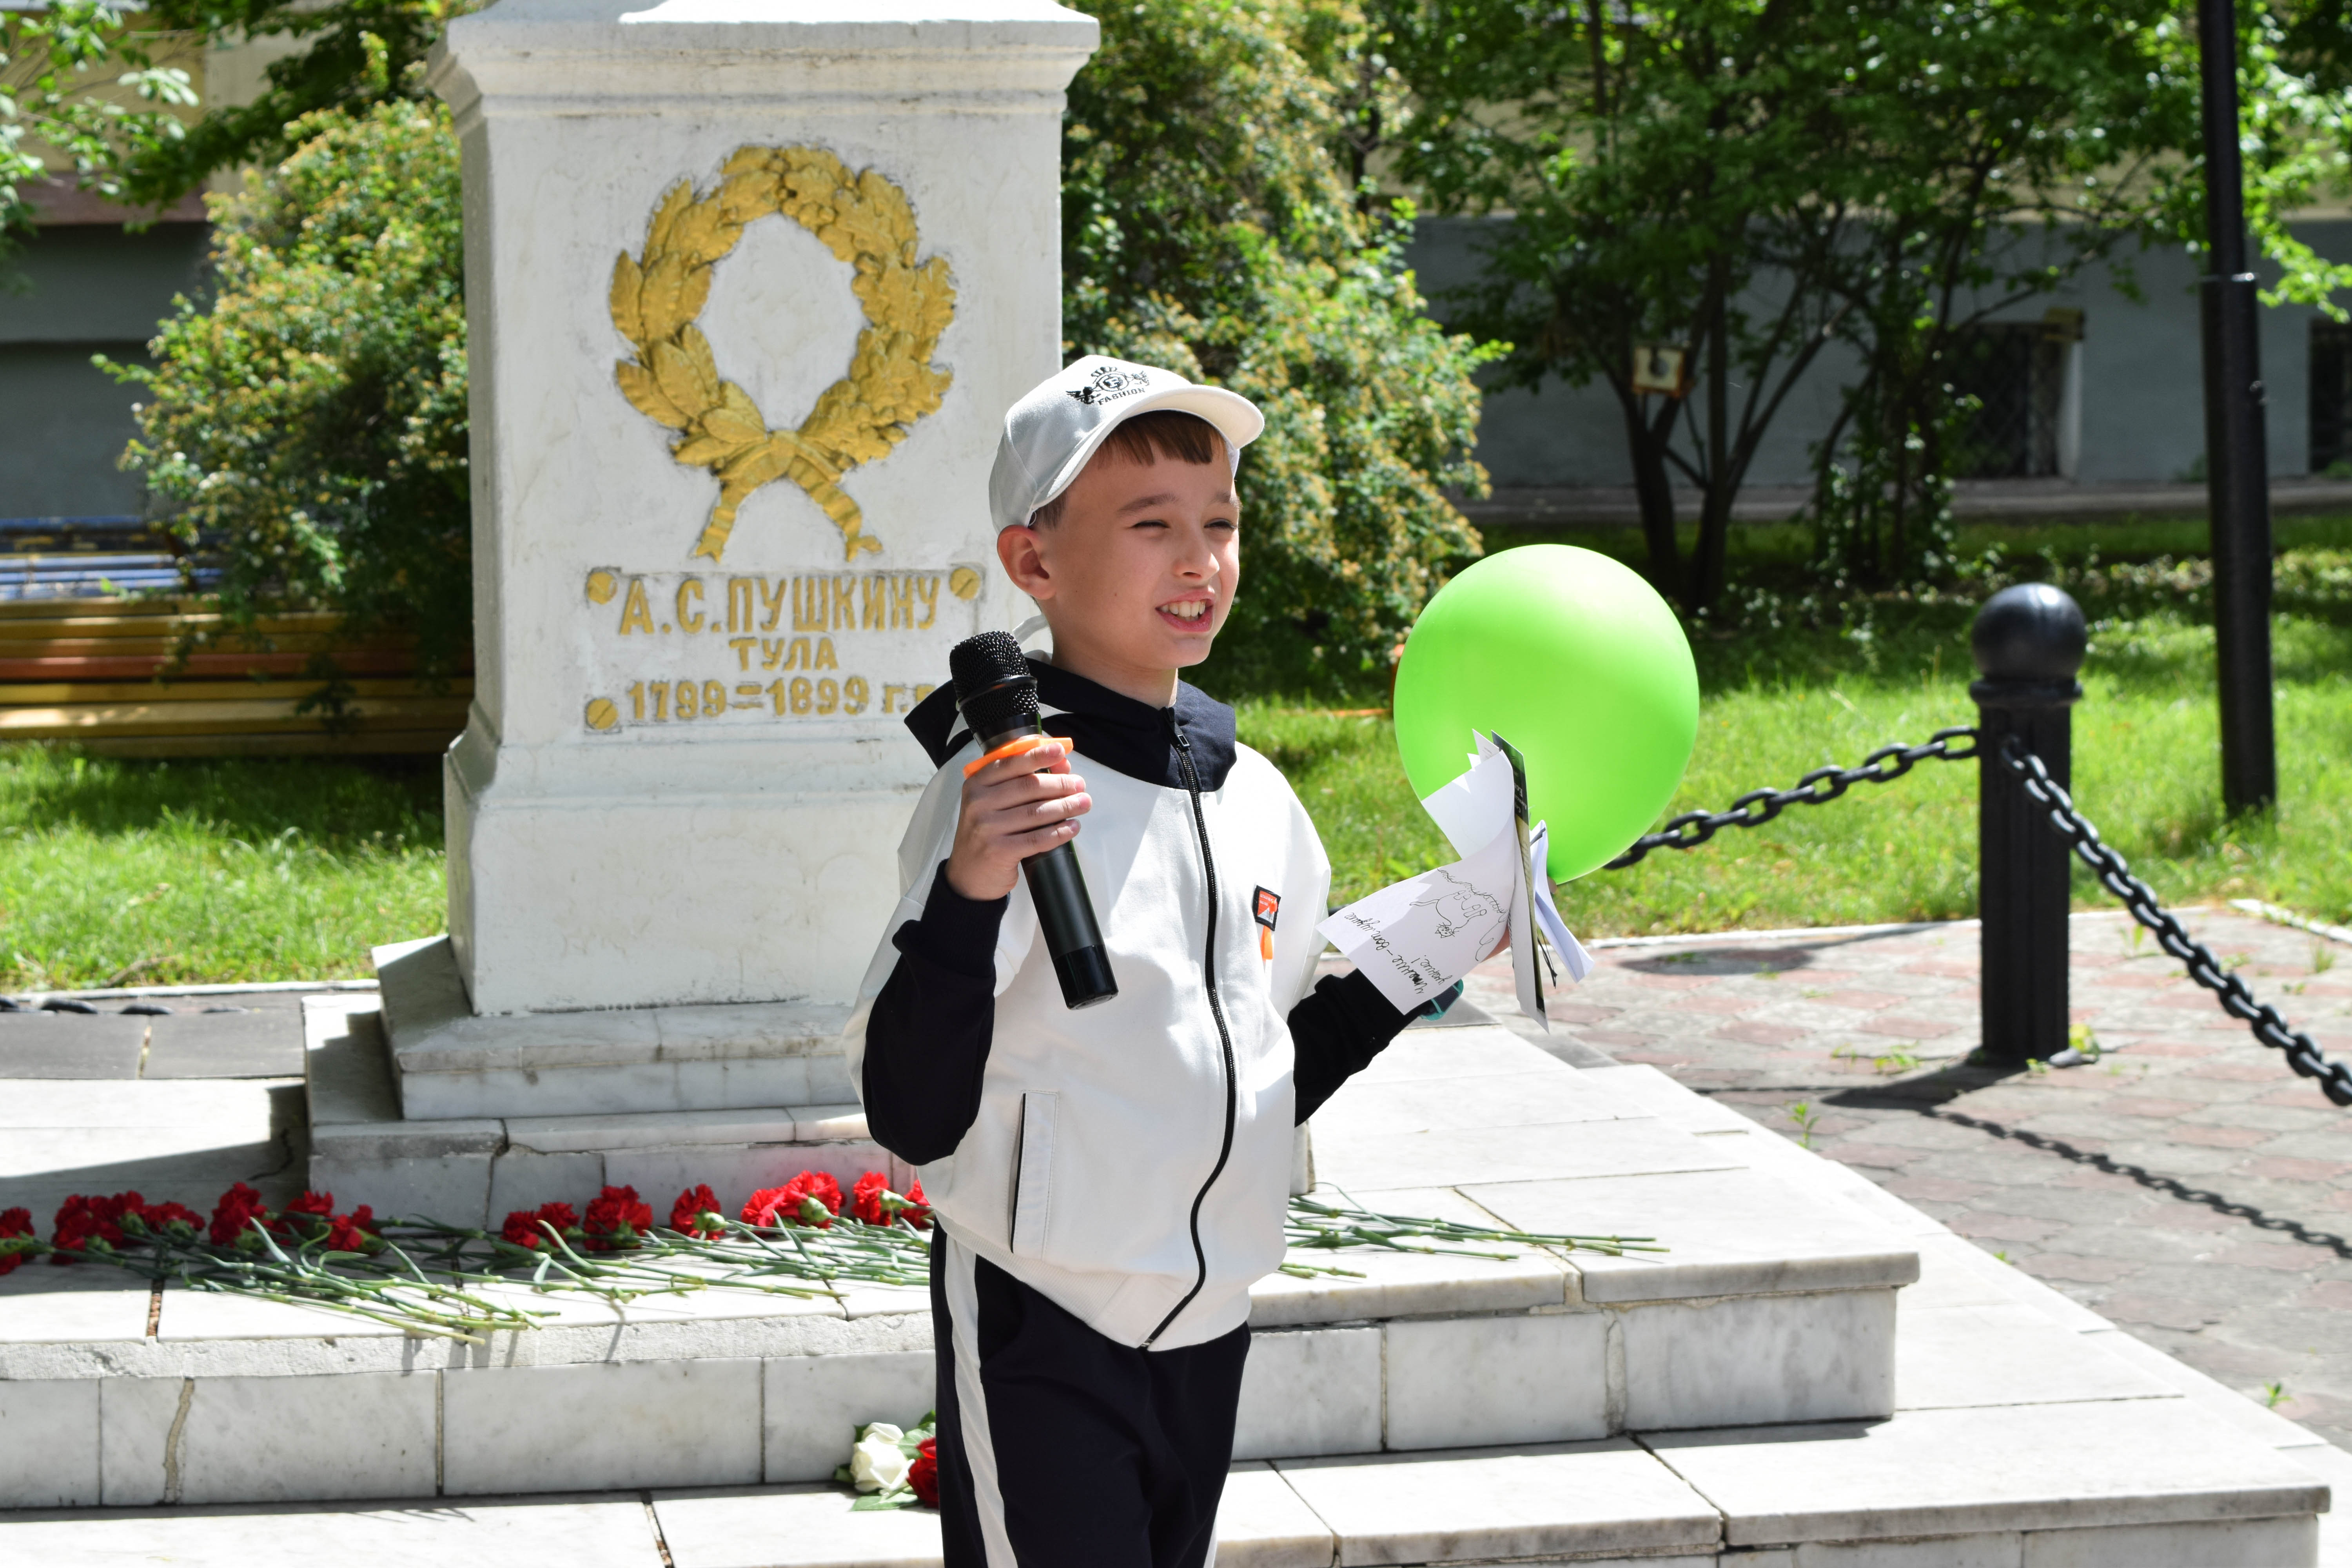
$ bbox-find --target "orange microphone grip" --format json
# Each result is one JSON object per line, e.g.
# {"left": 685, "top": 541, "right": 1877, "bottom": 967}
{"left": 962, "top": 732, "right": 1072, "bottom": 780}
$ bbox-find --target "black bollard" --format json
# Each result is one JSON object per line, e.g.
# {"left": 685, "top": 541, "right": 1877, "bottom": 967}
{"left": 1970, "top": 584, "right": 2087, "bottom": 1063}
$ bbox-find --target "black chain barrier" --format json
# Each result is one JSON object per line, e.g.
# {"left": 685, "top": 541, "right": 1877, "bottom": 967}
{"left": 1604, "top": 726, "right": 1980, "bottom": 869}
{"left": 1595, "top": 717, "right": 2345, "bottom": 1106}
{"left": 1996, "top": 737, "right": 2352, "bottom": 1107}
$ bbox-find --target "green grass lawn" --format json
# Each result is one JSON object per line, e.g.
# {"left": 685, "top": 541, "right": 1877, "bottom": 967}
{"left": 1244, "top": 517, "right": 2352, "bottom": 936}
{"left": 1244, "top": 644, "right": 2350, "bottom": 938}
{"left": 2, "top": 514, "right": 2346, "bottom": 987}
{"left": 0, "top": 752, "right": 445, "bottom": 989}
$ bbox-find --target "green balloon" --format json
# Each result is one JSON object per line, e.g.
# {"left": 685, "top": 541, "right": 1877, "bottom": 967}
{"left": 1394, "top": 545, "right": 1698, "bottom": 882}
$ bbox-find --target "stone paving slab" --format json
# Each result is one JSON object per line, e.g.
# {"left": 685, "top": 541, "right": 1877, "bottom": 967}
{"left": 145, "top": 1007, "right": 307, "bottom": 1079}
{"left": 0, "top": 1011, "right": 146, "bottom": 1078}
{"left": 650, "top": 1464, "right": 1347, "bottom": 1568}
{"left": 0, "top": 1490, "right": 666, "bottom": 1566}
{"left": 0, "top": 1077, "right": 307, "bottom": 1221}
{"left": 1648, "top": 1397, "right": 2327, "bottom": 1546}
{"left": 0, "top": 991, "right": 317, "bottom": 1081}
{"left": 1893, "top": 1301, "right": 2178, "bottom": 1410}
{"left": 1465, "top": 904, "right": 2352, "bottom": 1451}
{"left": 1271, "top": 1440, "right": 1722, "bottom": 1565}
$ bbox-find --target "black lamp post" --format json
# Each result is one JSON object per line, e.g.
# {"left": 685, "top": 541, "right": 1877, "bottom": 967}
{"left": 2197, "top": 0, "right": 2279, "bottom": 815}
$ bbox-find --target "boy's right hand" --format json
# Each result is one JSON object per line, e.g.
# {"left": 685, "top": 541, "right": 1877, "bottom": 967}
{"left": 944, "top": 740, "right": 1091, "bottom": 902}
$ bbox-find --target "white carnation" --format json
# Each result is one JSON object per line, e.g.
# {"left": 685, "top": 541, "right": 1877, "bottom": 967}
{"left": 849, "top": 1426, "right": 911, "bottom": 1493}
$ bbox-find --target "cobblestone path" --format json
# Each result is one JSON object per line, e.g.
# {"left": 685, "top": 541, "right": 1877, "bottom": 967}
{"left": 1464, "top": 904, "right": 2352, "bottom": 1451}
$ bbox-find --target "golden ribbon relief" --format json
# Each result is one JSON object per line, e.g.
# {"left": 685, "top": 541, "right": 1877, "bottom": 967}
{"left": 610, "top": 146, "right": 956, "bottom": 564}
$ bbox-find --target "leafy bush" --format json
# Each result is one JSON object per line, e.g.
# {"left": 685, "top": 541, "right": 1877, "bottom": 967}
{"left": 107, "top": 98, "right": 469, "bottom": 683}
{"left": 1061, "top": 0, "right": 1496, "bottom": 697}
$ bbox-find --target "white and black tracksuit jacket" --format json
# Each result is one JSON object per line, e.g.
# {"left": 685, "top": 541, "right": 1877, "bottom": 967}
{"left": 846, "top": 661, "right": 1417, "bottom": 1567}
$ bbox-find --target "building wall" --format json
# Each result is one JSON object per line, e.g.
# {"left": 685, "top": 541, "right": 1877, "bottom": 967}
{"left": 0, "top": 26, "right": 290, "bottom": 524}
{"left": 1403, "top": 216, "right": 2352, "bottom": 491}
{"left": 0, "top": 223, "right": 209, "bottom": 520}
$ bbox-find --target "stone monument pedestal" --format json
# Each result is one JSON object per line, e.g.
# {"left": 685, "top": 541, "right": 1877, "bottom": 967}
{"left": 304, "top": 936, "right": 875, "bottom": 1228}
{"left": 426, "top": 0, "right": 1094, "bottom": 1016}
{"left": 312, "top": 0, "right": 1097, "bottom": 1220}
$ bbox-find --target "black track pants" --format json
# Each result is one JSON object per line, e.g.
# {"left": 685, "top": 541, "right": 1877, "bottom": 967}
{"left": 930, "top": 1232, "right": 1251, "bottom": 1568}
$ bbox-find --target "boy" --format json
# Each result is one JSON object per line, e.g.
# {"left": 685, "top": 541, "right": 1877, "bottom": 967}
{"left": 848, "top": 356, "right": 1424, "bottom": 1567}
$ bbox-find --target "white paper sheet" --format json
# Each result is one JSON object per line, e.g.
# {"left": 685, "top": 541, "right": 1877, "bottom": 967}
{"left": 1527, "top": 821, "right": 1595, "bottom": 984}
{"left": 1420, "top": 747, "right": 1517, "bottom": 858}
{"left": 1315, "top": 732, "right": 1594, "bottom": 1020}
{"left": 1317, "top": 819, "right": 1523, "bottom": 1015}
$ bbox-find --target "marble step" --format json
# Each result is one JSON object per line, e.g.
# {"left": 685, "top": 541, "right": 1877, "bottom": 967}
{"left": 305, "top": 994, "right": 912, "bottom": 1228}
{"left": 0, "top": 1405, "right": 2330, "bottom": 1567}
{"left": 0, "top": 1007, "right": 1925, "bottom": 1510}
{"left": 4, "top": 1022, "right": 2338, "bottom": 1556}
{"left": 372, "top": 936, "right": 855, "bottom": 1120}
{"left": 650, "top": 1396, "right": 2332, "bottom": 1568}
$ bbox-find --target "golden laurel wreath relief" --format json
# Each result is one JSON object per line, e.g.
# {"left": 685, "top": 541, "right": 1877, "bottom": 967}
{"left": 610, "top": 146, "right": 956, "bottom": 564}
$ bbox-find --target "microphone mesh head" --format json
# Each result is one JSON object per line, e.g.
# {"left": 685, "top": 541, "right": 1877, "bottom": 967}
{"left": 951, "top": 630, "right": 1037, "bottom": 739}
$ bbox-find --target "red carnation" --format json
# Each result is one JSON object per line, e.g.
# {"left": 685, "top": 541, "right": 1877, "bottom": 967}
{"left": 908, "top": 1437, "right": 939, "bottom": 1508}
{"left": 52, "top": 1192, "right": 154, "bottom": 1262}
{"left": 851, "top": 1171, "right": 932, "bottom": 1230}
{"left": 669, "top": 1184, "right": 725, "bottom": 1239}
{"left": 98, "top": 1192, "right": 143, "bottom": 1238}
{"left": 581, "top": 1185, "right": 653, "bottom": 1251}
{"left": 0, "top": 1207, "right": 33, "bottom": 1277}
{"left": 133, "top": 1200, "right": 202, "bottom": 1240}
{"left": 49, "top": 1195, "right": 106, "bottom": 1262}
{"left": 323, "top": 1206, "right": 381, "bottom": 1253}
{"left": 500, "top": 1201, "right": 580, "bottom": 1252}
{"left": 208, "top": 1183, "right": 273, "bottom": 1247}
{"left": 272, "top": 1190, "right": 336, "bottom": 1245}
{"left": 743, "top": 1171, "right": 842, "bottom": 1229}
{"left": 902, "top": 1178, "right": 931, "bottom": 1230}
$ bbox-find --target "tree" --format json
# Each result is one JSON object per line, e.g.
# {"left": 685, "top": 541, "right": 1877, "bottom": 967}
{"left": 1060, "top": 0, "right": 1497, "bottom": 695}
{"left": 1380, "top": 0, "right": 1864, "bottom": 612}
{"left": 1808, "top": 3, "right": 2352, "bottom": 587}
{"left": 111, "top": 0, "right": 452, "bottom": 209}
{"left": 1376, "top": 0, "right": 2352, "bottom": 605}
{"left": 105, "top": 100, "right": 470, "bottom": 687}
{"left": 0, "top": 0, "right": 194, "bottom": 261}
{"left": 1797, "top": 1, "right": 2195, "bottom": 588}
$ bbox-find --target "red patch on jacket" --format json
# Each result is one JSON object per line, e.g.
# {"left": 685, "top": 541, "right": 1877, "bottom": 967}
{"left": 1253, "top": 887, "right": 1279, "bottom": 958}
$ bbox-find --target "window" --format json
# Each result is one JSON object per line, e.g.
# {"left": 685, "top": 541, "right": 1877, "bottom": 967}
{"left": 2308, "top": 319, "right": 2352, "bottom": 475}
{"left": 1947, "top": 323, "right": 2064, "bottom": 479}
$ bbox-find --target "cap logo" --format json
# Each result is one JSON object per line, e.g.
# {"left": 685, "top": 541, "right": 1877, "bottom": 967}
{"left": 1066, "top": 363, "right": 1151, "bottom": 408}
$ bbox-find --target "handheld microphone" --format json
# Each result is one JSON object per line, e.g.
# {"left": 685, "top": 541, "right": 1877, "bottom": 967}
{"left": 949, "top": 632, "right": 1119, "bottom": 1010}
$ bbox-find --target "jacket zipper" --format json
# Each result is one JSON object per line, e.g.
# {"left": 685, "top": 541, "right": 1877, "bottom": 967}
{"left": 1143, "top": 710, "right": 1238, "bottom": 1348}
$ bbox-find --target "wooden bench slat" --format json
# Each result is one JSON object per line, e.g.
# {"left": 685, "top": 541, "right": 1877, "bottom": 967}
{"left": 73, "top": 730, "right": 460, "bottom": 759}
{"left": 0, "top": 650, "right": 434, "bottom": 681}
{"left": 0, "top": 594, "right": 467, "bottom": 755}
{"left": 0, "top": 612, "right": 348, "bottom": 639}
{"left": 0, "top": 678, "right": 470, "bottom": 706}
{"left": 0, "top": 696, "right": 472, "bottom": 737}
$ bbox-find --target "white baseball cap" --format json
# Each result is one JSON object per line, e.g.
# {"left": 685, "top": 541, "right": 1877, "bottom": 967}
{"left": 988, "top": 356, "right": 1265, "bottom": 532}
